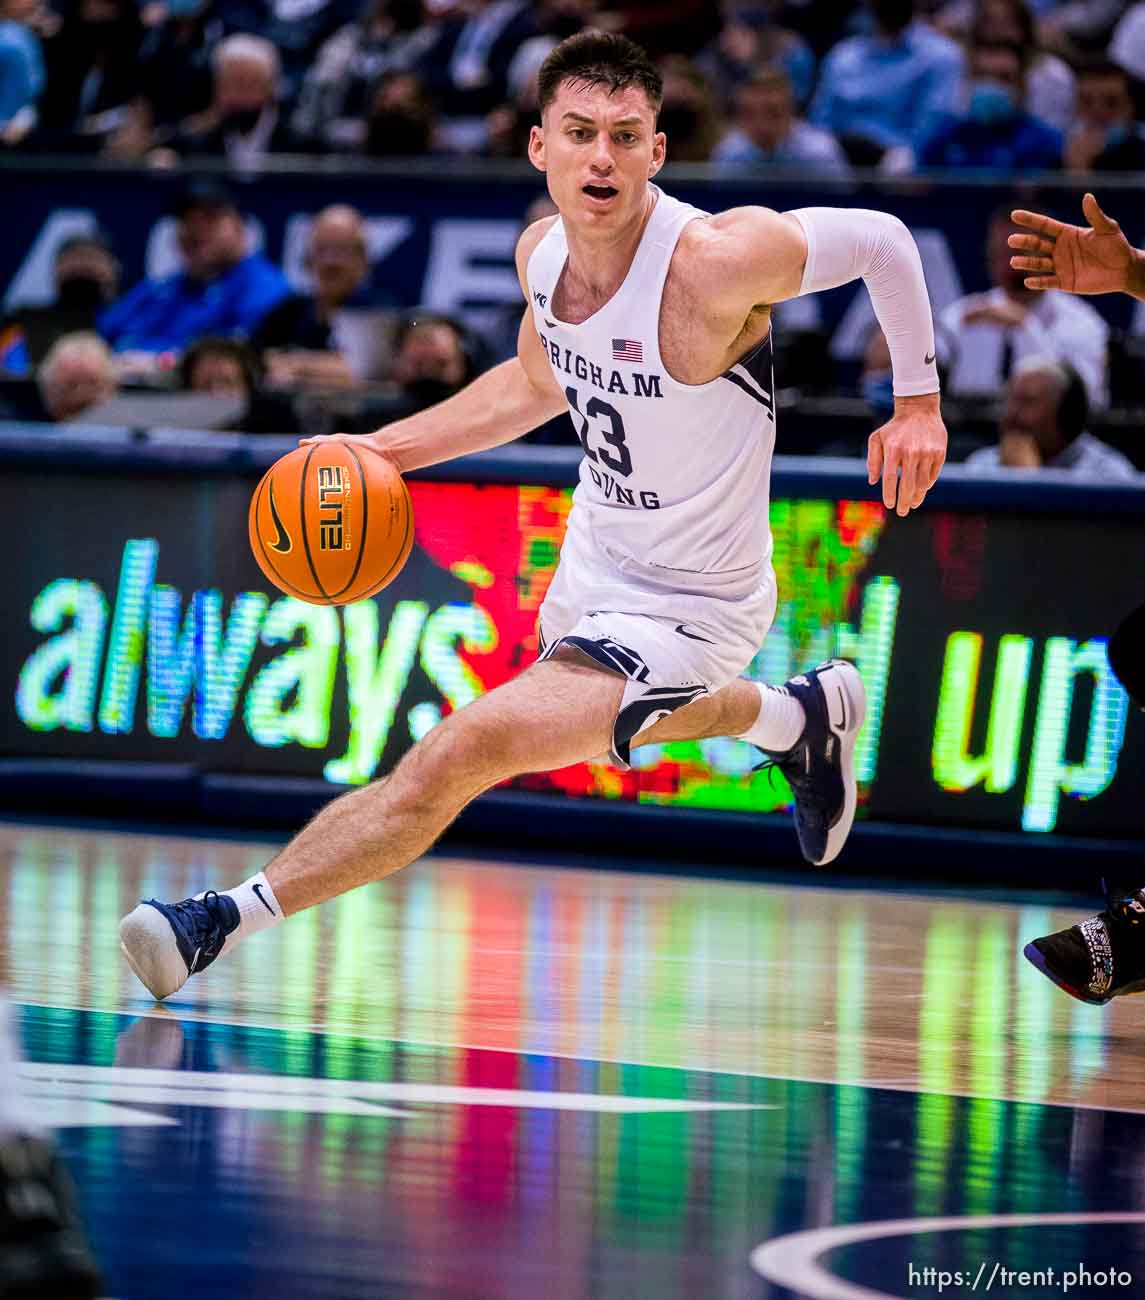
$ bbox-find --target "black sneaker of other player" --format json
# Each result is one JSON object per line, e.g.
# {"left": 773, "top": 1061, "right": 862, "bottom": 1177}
{"left": 1024, "top": 887, "right": 1145, "bottom": 1005}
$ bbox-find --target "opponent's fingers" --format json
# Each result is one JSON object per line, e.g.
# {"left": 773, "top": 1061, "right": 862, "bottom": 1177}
{"left": 1008, "top": 232, "right": 1053, "bottom": 255}
{"left": 1082, "top": 191, "right": 1119, "bottom": 234}
{"left": 1010, "top": 255, "right": 1054, "bottom": 274}
{"left": 928, "top": 452, "right": 946, "bottom": 487}
{"left": 1011, "top": 208, "right": 1065, "bottom": 238}
{"left": 1023, "top": 275, "right": 1061, "bottom": 291}
{"left": 867, "top": 430, "right": 883, "bottom": 486}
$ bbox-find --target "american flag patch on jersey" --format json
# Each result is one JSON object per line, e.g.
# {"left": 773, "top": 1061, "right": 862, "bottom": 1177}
{"left": 612, "top": 338, "right": 643, "bottom": 363}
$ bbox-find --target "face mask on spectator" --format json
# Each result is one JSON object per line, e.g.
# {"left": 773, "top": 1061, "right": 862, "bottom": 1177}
{"left": 967, "top": 80, "right": 1017, "bottom": 125}
{"left": 57, "top": 276, "right": 108, "bottom": 309}
{"left": 1104, "top": 123, "right": 1129, "bottom": 150}
{"left": 166, "top": 0, "right": 205, "bottom": 16}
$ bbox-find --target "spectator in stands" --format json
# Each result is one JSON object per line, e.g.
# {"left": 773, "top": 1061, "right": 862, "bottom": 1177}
{"left": 0, "top": 0, "right": 45, "bottom": 147}
{"left": 937, "top": 0, "right": 1075, "bottom": 132}
{"left": 935, "top": 206, "right": 1109, "bottom": 405}
{"left": 162, "top": 34, "right": 313, "bottom": 166}
{"left": 807, "top": 0, "right": 963, "bottom": 169}
{"left": 244, "top": 0, "right": 359, "bottom": 107}
{"left": 107, "top": 0, "right": 221, "bottom": 159}
{"left": 34, "top": 331, "right": 117, "bottom": 423}
{"left": 1036, "top": 0, "right": 1125, "bottom": 54}
{"left": 918, "top": 40, "right": 1062, "bottom": 171}
{"left": 391, "top": 314, "right": 477, "bottom": 411}
{"left": 416, "top": 0, "right": 537, "bottom": 122}
{"left": 655, "top": 56, "right": 719, "bottom": 162}
{"left": 587, "top": 0, "right": 720, "bottom": 59}
{"left": 181, "top": 334, "right": 301, "bottom": 432}
{"left": 0, "top": 231, "right": 120, "bottom": 372}
{"left": 1110, "top": 4, "right": 1145, "bottom": 109}
{"left": 98, "top": 181, "right": 291, "bottom": 360}
{"left": 30, "top": 0, "right": 142, "bottom": 152}
{"left": 182, "top": 335, "right": 262, "bottom": 396}
{"left": 965, "top": 357, "right": 1134, "bottom": 477}
{"left": 363, "top": 71, "right": 438, "bottom": 156}
{"left": 1064, "top": 59, "right": 1145, "bottom": 173}
{"left": 713, "top": 67, "right": 851, "bottom": 175}
{"left": 254, "top": 205, "right": 396, "bottom": 388}
{"left": 291, "top": 0, "right": 438, "bottom": 151}
{"left": 697, "top": 2, "right": 816, "bottom": 111}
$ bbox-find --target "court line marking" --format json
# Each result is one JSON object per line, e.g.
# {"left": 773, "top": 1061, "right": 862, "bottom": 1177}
{"left": 750, "top": 1212, "right": 1145, "bottom": 1300}
{"left": 16, "top": 997, "right": 1145, "bottom": 1117}
{"left": 18, "top": 1062, "right": 774, "bottom": 1127}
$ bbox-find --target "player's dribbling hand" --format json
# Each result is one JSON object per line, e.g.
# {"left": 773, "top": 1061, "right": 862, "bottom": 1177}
{"left": 298, "top": 432, "right": 401, "bottom": 468}
{"left": 867, "top": 393, "right": 947, "bottom": 518}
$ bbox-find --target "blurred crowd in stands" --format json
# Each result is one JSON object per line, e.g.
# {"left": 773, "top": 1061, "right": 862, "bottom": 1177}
{"left": 0, "top": 0, "right": 1142, "bottom": 174}
{"left": 0, "top": 0, "right": 1143, "bottom": 476}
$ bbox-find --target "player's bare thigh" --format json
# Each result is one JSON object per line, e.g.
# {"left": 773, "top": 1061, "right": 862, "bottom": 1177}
{"left": 432, "top": 646, "right": 626, "bottom": 778}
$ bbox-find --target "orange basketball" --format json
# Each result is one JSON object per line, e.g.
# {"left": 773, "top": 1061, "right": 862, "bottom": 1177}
{"left": 248, "top": 441, "right": 414, "bottom": 605}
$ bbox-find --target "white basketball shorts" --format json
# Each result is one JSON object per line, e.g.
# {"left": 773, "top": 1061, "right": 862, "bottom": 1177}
{"left": 537, "top": 510, "right": 777, "bottom": 768}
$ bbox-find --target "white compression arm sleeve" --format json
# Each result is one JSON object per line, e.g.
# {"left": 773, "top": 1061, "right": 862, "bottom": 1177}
{"left": 788, "top": 207, "right": 940, "bottom": 398}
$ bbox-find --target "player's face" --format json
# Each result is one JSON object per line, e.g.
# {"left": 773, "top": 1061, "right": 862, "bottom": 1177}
{"left": 529, "top": 81, "right": 665, "bottom": 232}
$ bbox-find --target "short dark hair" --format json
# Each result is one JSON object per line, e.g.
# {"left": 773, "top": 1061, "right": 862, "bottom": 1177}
{"left": 537, "top": 31, "right": 663, "bottom": 119}
{"left": 56, "top": 231, "right": 115, "bottom": 260}
{"left": 1076, "top": 56, "right": 1130, "bottom": 84}
{"left": 181, "top": 336, "right": 263, "bottom": 392}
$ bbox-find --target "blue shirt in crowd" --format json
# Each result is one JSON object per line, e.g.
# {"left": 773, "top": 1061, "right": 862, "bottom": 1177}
{"left": 98, "top": 253, "right": 291, "bottom": 354}
{"left": 919, "top": 113, "right": 1063, "bottom": 172}
{"left": 808, "top": 22, "right": 963, "bottom": 153}
{"left": 712, "top": 121, "right": 852, "bottom": 177}
{"left": 0, "top": 20, "right": 44, "bottom": 127}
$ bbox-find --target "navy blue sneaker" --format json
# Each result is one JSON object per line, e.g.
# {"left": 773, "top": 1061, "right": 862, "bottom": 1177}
{"left": 757, "top": 659, "right": 866, "bottom": 866}
{"left": 1024, "top": 887, "right": 1145, "bottom": 1005}
{"left": 119, "top": 891, "right": 239, "bottom": 1001}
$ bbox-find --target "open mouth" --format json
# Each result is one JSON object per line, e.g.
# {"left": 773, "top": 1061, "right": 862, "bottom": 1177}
{"left": 583, "top": 184, "right": 618, "bottom": 201}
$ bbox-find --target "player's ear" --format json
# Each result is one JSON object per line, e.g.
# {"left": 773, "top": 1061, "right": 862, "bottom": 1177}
{"left": 528, "top": 123, "right": 546, "bottom": 173}
{"left": 649, "top": 129, "right": 666, "bottom": 178}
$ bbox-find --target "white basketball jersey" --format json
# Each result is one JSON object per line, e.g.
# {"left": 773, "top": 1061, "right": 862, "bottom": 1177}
{"left": 526, "top": 184, "right": 777, "bottom": 585}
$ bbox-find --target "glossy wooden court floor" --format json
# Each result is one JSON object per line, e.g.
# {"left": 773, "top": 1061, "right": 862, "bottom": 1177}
{"left": 4, "top": 819, "right": 1145, "bottom": 1300}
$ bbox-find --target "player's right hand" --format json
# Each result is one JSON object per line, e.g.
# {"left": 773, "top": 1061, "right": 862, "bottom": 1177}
{"left": 1008, "top": 193, "right": 1135, "bottom": 296}
{"left": 867, "top": 393, "right": 947, "bottom": 518}
{"left": 298, "top": 432, "right": 400, "bottom": 469}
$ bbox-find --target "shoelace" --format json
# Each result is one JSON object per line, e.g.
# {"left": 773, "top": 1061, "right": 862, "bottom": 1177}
{"left": 168, "top": 891, "right": 233, "bottom": 972}
{"left": 754, "top": 745, "right": 814, "bottom": 798}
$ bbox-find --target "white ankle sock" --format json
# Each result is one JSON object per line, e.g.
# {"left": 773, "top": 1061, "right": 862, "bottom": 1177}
{"left": 738, "top": 682, "right": 807, "bottom": 753}
{"left": 199, "top": 872, "right": 284, "bottom": 944}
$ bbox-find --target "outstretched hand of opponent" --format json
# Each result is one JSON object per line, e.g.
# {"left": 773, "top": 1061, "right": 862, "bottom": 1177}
{"left": 867, "top": 393, "right": 947, "bottom": 518}
{"left": 1008, "top": 193, "right": 1145, "bottom": 299}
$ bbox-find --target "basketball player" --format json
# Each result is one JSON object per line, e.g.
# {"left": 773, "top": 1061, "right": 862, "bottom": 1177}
{"left": 119, "top": 32, "right": 948, "bottom": 1002}
{"left": 1009, "top": 193, "right": 1145, "bottom": 1003}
